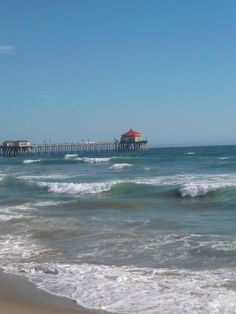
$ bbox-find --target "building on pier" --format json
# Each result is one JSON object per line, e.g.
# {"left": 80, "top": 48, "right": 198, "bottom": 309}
{"left": 3, "top": 140, "right": 31, "bottom": 147}
{"left": 118, "top": 129, "right": 147, "bottom": 152}
{"left": 120, "top": 129, "right": 144, "bottom": 143}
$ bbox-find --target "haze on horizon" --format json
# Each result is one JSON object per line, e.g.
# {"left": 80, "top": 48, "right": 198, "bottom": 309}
{"left": 1, "top": 0, "right": 236, "bottom": 148}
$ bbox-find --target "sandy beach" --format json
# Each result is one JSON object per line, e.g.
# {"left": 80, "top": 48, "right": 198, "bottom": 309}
{"left": 0, "top": 271, "right": 104, "bottom": 314}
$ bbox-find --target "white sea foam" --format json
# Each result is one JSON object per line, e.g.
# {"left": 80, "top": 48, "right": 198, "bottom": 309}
{"left": 38, "top": 180, "right": 120, "bottom": 195}
{"left": 81, "top": 157, "right": 111, "bottom": 163}
{"left": 69, "top": 157, "right": 111, "bottom": 163}
{"left": 0, "top": 204, "right": 34, "bottom": 212}
{"left": 19, "top": 174, "right": 72, "bottom": 180}
{"left": 176, "top": 174, "right": 236, "bottom": 197}
{"left": 133, "top": 173, "right": 236, "bottom": 197}
{"left": 2, "top": 231, "right": 236, "bottom": 313}
{"left": 218, "top": 157, "right": 230, "bottom": 160}
{"left": 184, "top": 152, "right": 196, "bottom": 155}
{"left": 0, "top": 203, "right": 35, "bottom": 222}
{"left": 0, "top": 213, "right": 25, "bottom": 222}
{"left": 0, "top": 235, "right": 48, "bottom": 262}
{"left": 179, "top": 182, "right": 236, "bottom": 197}
{"left": 65, "top": 154, "right": 79, "bottom": 159}
{"left": 23, "top": 159, "right": 41, "bottom": 164}
{"left": 33, "top": 200, "right": 65, "bottom": 207}
{"left": 141, "top": 233, "right": 236, "bottom": 257}
{"left": 109, "top": 163, "right": 133, "bottom": 170}
{"left": 3, "top": 262, "right": 236, "bottom": 314}
{"left": 66, "top": 156, "right": 117, "bottom": 163}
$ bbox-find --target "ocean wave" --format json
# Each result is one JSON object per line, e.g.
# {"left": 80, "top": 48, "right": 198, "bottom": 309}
{"left": 33, "top": 200, "right": 66, "bottom": 207}
{"left": 0, "top": 213, "right": 25, "bottom": 222}
{"left": 140, "top": 233, "right": 236, "bottom": 259}
{"left": 184, "top": 152, "right": 196, "bottom": 155}
{"left": 0, "top": 175, "right": 121, "bottom": 195}
{"left": 38, "top": 181, "right": 121, "bottom": 195}
{"left": 18, "top": 174, "right": 73, "bottom": 180}
{"left": 3, "top": 262, "right": 236, "bottom": 314}
{"left": 109, "top": 163, "right": 133, "bottom": 170}
{"left": 0, "top": 176, "right": 40, "bottom": 190}
{"left": 132, "top": 174, "right": 236, "bottom": 198}
{"left": 37, "top": 180, "right": 154, "bottom": 196}
{"left": 23, "top": 159, "right": 42, "bottom": 164}
{"left": 64, "top": 154, "right": 79, "bottom": 159}
{"left": 3, "top": 172, "right": 236, "bottom": 198}
{"left": 65, "top": 155, "right": 140, "bottom": 164}
{"left": 0, "top": 203, "right": 36, "bottom": 223}
{"left": 65, "top": 157, "right": 112, "bottom": 163}
{"left": 174, "top": 174, "right": 236, "bottom": 197}
{"left": 65, "top": 155, "right": 111, "bottom": 163}
{"left": 179, "top": 182, "right": 236, "bottom": 197}
{"left": 81, "top": 157, "right": 111, "bottom": 163}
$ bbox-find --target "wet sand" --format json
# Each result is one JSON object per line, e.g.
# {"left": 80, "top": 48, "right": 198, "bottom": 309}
{"left": 0, "top": 271, "right": 106, "bottom": 314}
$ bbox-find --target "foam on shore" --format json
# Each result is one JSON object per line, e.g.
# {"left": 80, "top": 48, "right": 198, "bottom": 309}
{"left": 3, "top": 262, "right": 236, "bottom": 314}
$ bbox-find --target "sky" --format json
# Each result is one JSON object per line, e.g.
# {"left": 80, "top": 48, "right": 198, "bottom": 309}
{"left": 1, "top": 0, "right": 236, "bottom": 147}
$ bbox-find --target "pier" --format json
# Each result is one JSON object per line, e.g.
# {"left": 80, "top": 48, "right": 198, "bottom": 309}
{"left": 0, "top": 140, "right": 148, "bottom": 157}
{"left": 0, "top": 129, "right": 148, "bottom": 157}
{"left": 0, "top": 141, "right": 148, "bottom": 157}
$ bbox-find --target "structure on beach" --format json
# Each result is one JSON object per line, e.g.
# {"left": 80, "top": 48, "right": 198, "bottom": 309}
{"left": 0, "top": 129, "right": 148, "bottom": 157}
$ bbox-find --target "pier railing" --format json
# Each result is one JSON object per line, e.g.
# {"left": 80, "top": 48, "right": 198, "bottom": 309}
{"left": 0, "top": 141, "right": 148, "bottom": 157}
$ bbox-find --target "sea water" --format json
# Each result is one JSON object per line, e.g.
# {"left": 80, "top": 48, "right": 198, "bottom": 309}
{"left": 1, "top": 146, "right": 236, "bottom": 313}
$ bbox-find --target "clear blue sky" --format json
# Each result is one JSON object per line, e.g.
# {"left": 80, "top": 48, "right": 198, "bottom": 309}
{"left": 1, "top": 0, "right": 236, "bottom": 147}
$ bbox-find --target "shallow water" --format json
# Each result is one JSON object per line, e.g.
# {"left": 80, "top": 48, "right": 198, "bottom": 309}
{"left": 1, "top": 146, "right": 236, "bottom": 313}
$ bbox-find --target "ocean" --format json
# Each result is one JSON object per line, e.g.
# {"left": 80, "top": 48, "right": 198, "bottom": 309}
{"left": 1, "top": 146, "right": 236, "bottom": 313}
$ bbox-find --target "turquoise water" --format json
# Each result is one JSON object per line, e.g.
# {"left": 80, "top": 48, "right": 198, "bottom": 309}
{"left": 1, "top": 146, "right": 236, "bottom": 313}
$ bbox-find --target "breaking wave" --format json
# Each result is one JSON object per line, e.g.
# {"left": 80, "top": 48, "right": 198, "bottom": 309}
{"left": 2, "top": 172, "right": 236, "bottom": 198}
{"left": 64, "top": 155, "right": 140, "bottom": 164}
{"left": 37, "top": 174, "right": 236, "bottom": 197}
{"left": 65, "top": 155, "right": 112, "bottom": 163}
{"left": 80, "top": 157, "right": 111, "bottom": 163}
{"left": 133, "top": 174, "right": 236, "bottom": 198}
{"left": 179, "top": 182, "right": 236, "bottom": 197}
{"left": 38, "top": 181, "right": 121, "bottom": 195}
{"left": 64, "top": 154, "right": 79, "bottom": 159}
{"left": 184, "top": 152, "right": 196, "bottom": 155}
{"left": 18, "top": 174, "right": 73, "bottom": 180}
{"left": 23, "top": 159, "right": 41, "bottom": 164}
{"left": 109, "top": 163, "right": 133, "bottom": 170}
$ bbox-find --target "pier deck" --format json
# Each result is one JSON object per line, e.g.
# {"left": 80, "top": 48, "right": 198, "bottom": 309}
{"left": 0, "top": 140, "right": 148, "bottom": 157}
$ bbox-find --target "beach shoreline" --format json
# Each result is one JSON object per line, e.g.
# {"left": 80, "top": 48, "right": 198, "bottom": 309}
{"left": 0, "top": 271, "right": 106, "bottom": 314}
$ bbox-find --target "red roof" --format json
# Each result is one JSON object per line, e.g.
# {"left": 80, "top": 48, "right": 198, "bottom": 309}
{"left": 122, "top": 129, "right": 142, "bottom": 138}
